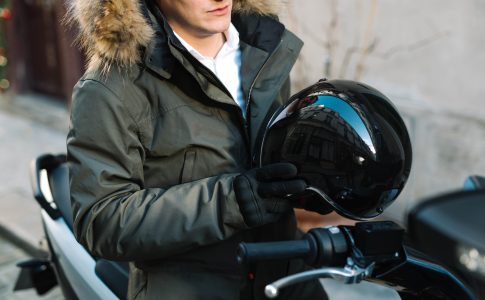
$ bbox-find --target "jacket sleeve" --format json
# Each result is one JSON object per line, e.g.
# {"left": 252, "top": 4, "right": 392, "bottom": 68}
{"left": 67, "top": 79, "right": 247, "bottom": 261}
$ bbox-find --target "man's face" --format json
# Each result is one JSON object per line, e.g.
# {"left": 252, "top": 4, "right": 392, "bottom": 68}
{"left": 157, "top": 0, "right": 233, "bottom": 38}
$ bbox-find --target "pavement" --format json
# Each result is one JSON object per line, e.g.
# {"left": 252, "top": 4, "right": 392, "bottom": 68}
{"left": 0, "top": 91, "right": 399, "bottom": 299}
{"left": 0, "top": 92, "right": 68, "bottom": 299}
{"left": 0, "top": 92, "right": 69, "bottom": 256}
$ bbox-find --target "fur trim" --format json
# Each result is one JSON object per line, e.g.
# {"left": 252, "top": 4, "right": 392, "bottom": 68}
{"left": 233, "top": 0, "right": 281, "bottom": 15}
{"left": 67, "top": 0, "right": 280, "bottom": 73}
{"left": 66, "top": 0, "right": 154, "bottom": 73}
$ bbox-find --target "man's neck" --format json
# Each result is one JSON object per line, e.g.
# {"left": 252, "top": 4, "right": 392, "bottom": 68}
{"left": 173, "top": 29, "right": 226, "bottom": 58}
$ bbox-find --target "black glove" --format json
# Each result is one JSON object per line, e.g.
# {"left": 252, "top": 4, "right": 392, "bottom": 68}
{"left": 234, "top": 163, "right": 306, "bottom": 227}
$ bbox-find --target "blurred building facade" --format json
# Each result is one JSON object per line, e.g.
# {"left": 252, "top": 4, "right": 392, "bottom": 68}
{"left": 7, "top": 0, "right": 83, "bottom": 102}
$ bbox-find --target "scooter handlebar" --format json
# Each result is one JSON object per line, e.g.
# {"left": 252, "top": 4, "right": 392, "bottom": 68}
{"left": 237, "top": 226, "right": 349, "bottom": 267}
{"left": 237, "top": 239, "right": 312, "bottom": 264}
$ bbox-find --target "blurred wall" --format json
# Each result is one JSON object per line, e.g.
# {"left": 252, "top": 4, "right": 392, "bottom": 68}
{"left": 281, "top": 0, "right": 485, "bottom": 224}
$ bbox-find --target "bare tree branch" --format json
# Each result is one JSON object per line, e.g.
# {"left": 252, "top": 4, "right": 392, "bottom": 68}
{"left": 376, "top": 31, "right": 451, "bottom": 59}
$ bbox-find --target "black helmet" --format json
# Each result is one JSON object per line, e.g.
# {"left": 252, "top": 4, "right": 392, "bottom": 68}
{"left": 260, "top": 79, "right": 412, "bottom": 220}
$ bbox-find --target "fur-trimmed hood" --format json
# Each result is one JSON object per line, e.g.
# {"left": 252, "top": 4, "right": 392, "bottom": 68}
{"left": 66, "top": 0, "right": 281, "bottom": 73}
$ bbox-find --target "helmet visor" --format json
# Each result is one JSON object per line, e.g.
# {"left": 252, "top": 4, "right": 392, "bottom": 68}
{"left": 261, "top": 90, "right": 409, "bottom": 220}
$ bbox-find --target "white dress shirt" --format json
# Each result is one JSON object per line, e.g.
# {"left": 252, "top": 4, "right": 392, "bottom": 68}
{"left": 173, "top": 24, "right": 246, "bottom": 118}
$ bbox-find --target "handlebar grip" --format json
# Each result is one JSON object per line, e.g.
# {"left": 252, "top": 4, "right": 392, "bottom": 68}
{"left": 237, "top": 239, "right": 312, "bottom": 264}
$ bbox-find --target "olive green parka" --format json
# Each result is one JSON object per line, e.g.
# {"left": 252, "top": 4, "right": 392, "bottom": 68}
{"left": 66, "top": 0, "right": 322, "bottom": 299}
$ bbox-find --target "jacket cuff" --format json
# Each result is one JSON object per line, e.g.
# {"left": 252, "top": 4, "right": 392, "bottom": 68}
{"left": 224, "top": 176, "right": 250, "bottom": 230}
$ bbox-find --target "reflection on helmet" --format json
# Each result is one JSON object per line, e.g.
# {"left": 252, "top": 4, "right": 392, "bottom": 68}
{"left": 260, "top": 79, "right": 412, "bottom": 220}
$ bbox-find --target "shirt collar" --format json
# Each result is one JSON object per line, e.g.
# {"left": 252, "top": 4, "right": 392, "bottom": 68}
{"left": 173, "top": 23, "right": 240, "bottom": 59}
{"left": 225, "top": 22, "right": 240, "bottom": 50}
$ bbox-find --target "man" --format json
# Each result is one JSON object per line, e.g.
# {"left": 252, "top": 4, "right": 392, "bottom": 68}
{"left": 67, "top": 0, "right": 328, "bottom": 299}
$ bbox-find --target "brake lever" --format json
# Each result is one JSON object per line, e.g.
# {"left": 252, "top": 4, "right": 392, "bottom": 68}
{"left": 264, "top": 258, "right": 375, "bottom": 299}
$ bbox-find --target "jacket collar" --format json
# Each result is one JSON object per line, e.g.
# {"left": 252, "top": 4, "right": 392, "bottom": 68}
{"left": 142, "top": 1, "right": 176, "bottom": 79}
{"left": 67, "top": 0, "right": 282, "bottom": 74}
{"left": 142, "top": 3, "right": 286, "bottom": 81}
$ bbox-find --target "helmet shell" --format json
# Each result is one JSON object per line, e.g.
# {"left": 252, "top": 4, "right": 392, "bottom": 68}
{"left": 260, "top": 80, "right": 412, "bottom": 220}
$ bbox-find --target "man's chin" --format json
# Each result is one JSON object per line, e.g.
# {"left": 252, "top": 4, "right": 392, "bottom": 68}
{"left": 206, "top": 18, "right": 231, "bottom": 34}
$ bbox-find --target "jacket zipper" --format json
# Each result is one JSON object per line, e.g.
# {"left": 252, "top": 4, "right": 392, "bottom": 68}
{"left": 245, "top": 42, "right": 283, "bottom": 167}
{"left": 181, "top": 53, "right": 253, "bottom": 160}
{"left": 168, "top": 38, "right": 234, "bottom": 99}
{"left": 171, "top": 39, "right": 284, "bottom": 168}
{"left": 169, "top": 40, "right": 253, "bottom": 158}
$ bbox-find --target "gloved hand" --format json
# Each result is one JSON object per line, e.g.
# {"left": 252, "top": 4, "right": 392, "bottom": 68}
{"left": 234, "top": 163, "right": 306, "bottom": 228}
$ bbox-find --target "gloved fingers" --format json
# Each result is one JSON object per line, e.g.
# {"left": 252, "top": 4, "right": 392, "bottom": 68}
{"left": 267, "top": 198, "right": 292, "bottom": 213}
{"left": 264, "top": 211, "right": 289, "bottom": 224}
{"left": 256, "top": 162, "right": 298, "bottom": 181}
{"left": 234, "top": 175, "right": 264, "bottom": 227}
{"left": 234, "top": 174, "right": 254, "bottom": 201}
{"left": 258, "top": 179, "right": 307, "bottom": 198}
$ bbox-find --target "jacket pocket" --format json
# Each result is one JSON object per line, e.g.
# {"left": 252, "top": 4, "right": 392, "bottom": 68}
{"left": 180, "top": 150, "right": 197, "bottom": 183}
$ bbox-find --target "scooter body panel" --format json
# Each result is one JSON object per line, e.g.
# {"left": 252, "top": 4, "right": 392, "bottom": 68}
{"left": 42, "top": 210, "right": 118, "bottom": 300}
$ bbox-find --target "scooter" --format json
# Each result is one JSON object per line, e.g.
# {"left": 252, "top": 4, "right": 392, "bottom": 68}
{"left": 237, "top": 186, "right": 485, "bottom": 300}
{"left": 14, "top": 153, "right": 485, "bottom": 300}
{"left": 14, "top": 153, "right": 128, "bottom": 300}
